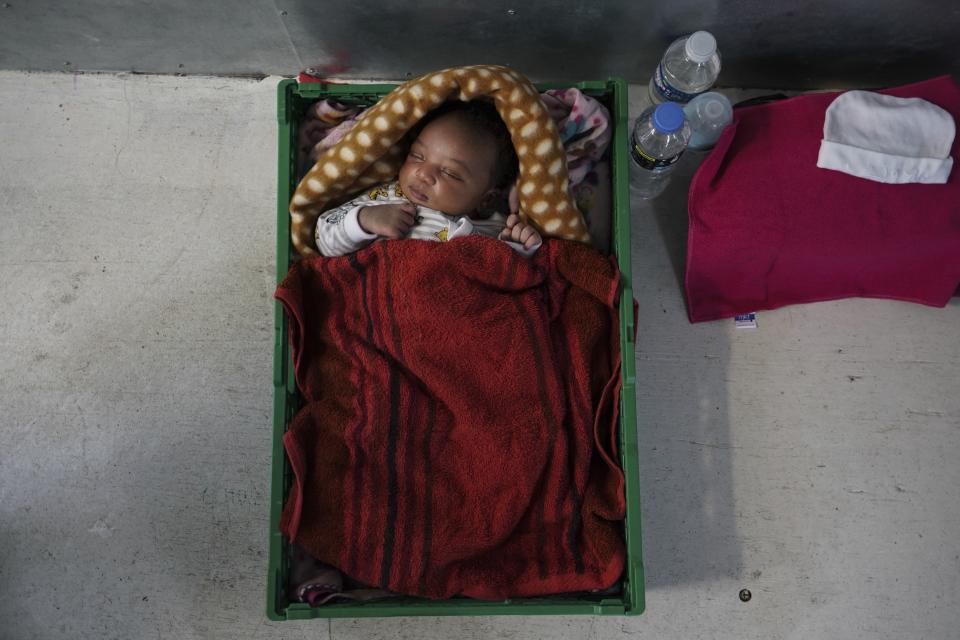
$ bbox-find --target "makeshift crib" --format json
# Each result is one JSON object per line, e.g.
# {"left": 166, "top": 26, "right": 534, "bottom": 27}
{"left": 268, "top": 73, "right": 643, "bottom": 619}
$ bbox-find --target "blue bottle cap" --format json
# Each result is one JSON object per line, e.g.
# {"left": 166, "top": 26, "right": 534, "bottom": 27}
{"left": 652, "top": 102, "right": 685, "bottom": 133}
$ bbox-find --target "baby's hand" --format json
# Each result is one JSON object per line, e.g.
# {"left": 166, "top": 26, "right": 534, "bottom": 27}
{"left": 507, "top": 180, "right": 520, "bottom": 216}
{"left": 358, "top": 203, "right": 417, "bottom": 239}
{"left": 499, "top": 214, "right": 542, "bottom": 250}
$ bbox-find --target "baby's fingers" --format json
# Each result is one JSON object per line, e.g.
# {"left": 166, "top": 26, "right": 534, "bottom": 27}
{"left": 507, "top": 181, "right": 520, "bottom": 215}
{"left": 396, "top": 209, "right": 417, "bottom": 229}
{"left": 523, "top": 227, "right": 541, "bottom": 249}
{"left": 383, "top": 222, "right": 409, "bottom": 240}
{"left": 517, "top": 225, "right": 537, "bottom": 247}
{"left": 395, "top": 210, "right": 418, "bottom": 236}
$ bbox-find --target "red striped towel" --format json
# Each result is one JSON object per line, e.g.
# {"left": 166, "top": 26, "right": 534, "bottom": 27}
{"left": 276, "top": 236, "right": 626, "bottom": 599}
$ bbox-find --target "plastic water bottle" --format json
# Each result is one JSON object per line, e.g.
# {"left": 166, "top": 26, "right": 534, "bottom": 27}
{"left": 683, "top": 91, "right": 733, "bottom": 151}
{"left": 629, "top": 102, "right": 691, "bottom": 199}
{"left": 648, "top": 31, "right": 721, "bottom": 104}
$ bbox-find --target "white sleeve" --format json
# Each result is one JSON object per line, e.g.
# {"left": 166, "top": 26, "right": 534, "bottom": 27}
{"left": 315, "top": 201, "right": 380, "bottom": 257}
{"left": 502, "top": 237, "right": 543, "bottom": 257}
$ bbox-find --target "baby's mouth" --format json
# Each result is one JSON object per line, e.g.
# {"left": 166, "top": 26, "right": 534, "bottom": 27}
{"left": 407, "top": 185, "right": 429, "bottom": 203}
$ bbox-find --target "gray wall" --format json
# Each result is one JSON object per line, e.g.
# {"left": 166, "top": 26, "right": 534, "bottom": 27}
{"left": 1, "top": 0, "right": 958, "bottom": 87}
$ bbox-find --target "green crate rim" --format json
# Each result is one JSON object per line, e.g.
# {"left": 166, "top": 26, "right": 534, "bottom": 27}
{"left": 268, "top": 76, "right": 643, "bottom": 619}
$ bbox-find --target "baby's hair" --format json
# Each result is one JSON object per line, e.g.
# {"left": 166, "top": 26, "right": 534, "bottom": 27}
{"left": 408, "top": 100, "right": 520, "bottom": 189}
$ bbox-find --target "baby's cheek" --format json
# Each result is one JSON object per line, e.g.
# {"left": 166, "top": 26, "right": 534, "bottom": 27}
{"left": 397, "top": 165, "right": 412, "bottom": 188}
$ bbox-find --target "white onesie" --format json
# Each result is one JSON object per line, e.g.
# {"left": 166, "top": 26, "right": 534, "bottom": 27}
{"left": 314, "top": 182, "right": 541, "bottom": 257}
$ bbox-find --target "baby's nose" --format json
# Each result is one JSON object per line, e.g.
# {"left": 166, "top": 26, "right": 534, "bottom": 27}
{"left": 417, "top": 164, "right": 438, "bottom": 183}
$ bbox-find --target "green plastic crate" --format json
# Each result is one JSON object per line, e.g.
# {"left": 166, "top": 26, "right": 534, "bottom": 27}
{"left": 268, "top": 76, "right": 643, "bottom": 619}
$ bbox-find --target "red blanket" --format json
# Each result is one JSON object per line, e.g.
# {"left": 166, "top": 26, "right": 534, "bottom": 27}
{"left": 276, "top": 237, "right": 626, "bottom": 599}
{"left": 686, "top": 75, "right": 960, "bottom": 322}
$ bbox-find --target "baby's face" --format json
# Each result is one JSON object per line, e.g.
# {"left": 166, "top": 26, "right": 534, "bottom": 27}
{"left": 398, "top": 115, "right": 497, "bottom": 216}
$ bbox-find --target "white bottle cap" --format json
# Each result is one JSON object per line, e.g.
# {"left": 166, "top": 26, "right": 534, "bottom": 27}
{"left": 684, "top": 92, "right": 732, "bottom": 150}
{"left": 685, "top": 31, "right": 717, "bottom": 63}
{"left": 688, "top": 92, "right": 731, "bottom": 124}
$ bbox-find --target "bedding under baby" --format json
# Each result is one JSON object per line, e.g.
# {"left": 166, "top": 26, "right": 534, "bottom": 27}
{"left": 288, "top": 64, "right": 611, "bottom": 256}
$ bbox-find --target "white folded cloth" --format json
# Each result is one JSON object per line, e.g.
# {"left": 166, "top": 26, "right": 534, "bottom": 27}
{"left": 817, "top": 90, "right": 955, "bottom": 184}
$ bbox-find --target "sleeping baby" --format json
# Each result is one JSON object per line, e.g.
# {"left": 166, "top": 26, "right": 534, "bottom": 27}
{"left": 315, "top": 100, "right": 542, "bottom": 257}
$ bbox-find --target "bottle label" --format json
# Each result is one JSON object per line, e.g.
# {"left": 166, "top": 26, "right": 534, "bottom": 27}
{"left": 631, "top": 141, "right": 683, "bottom": 171}
{"left": 652, "top": 63, "right": 702, "bottom": 103}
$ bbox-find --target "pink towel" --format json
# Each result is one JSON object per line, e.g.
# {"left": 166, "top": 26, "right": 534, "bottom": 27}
{"left": 685, "top": 75, "right": 960, "bottom": 323}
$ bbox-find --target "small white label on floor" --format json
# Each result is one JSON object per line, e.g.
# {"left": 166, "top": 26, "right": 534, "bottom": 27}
{"left": 735, "top": 312, "right": 758, "bottom": 329}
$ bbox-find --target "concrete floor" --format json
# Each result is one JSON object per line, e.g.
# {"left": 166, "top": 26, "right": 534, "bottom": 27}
{"left": 1, "top": 71, "right": 958, "bottom": 639}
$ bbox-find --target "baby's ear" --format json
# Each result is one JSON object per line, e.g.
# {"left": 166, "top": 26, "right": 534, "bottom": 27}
{"left": 482, "top": 186, "right": 508, "bottom": 206}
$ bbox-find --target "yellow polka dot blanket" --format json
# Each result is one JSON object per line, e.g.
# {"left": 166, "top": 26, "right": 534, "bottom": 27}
{"left": 289, "top": 64, "right": 592, "bottom": 256}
